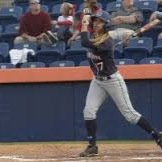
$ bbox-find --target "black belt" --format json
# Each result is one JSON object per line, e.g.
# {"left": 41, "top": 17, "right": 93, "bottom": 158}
{"left": 95, "top": 75, "right": 111, "bottom": 81}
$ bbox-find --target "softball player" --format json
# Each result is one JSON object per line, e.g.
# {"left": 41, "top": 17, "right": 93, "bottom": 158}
{"left": 79, "top": 11, "right": 162, "bottom": 157}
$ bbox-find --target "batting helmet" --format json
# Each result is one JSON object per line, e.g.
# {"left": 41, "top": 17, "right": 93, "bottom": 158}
{"left": 91, "top": 11, "right": 112, "bottom": 31}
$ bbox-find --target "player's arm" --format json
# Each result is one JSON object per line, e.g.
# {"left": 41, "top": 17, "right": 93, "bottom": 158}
{"left": 81, "top": 15, "right": 96, "bottom": 48}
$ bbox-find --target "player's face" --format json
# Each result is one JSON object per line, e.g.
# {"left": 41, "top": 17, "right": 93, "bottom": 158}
{"left": 93, "top": 18, "right": 105, "bottom": 34}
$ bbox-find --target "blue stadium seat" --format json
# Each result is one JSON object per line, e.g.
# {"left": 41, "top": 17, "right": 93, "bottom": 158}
{"left": 134, "top": 0, "right": 158, "bottom": 24}
{"left": 0, "top": 42, "right": 10, "bottom": 62}
{"left": 0, "top": 6, "right": 23, "bottom": 19}
{"left": 153, "top": 38, "right": 162, "bottom": 58}
{"left": 0, "top": 63, "right": 15, "bottom": 69}
{"left": 36, "top": 51, "right": 61, "bottom": 66}
{"left": 14, "top": 0, "right": 28, "bottom": 12}
{"left": 0, "top": 6, "right": 23, "bottom": 30}
{"left": 114, "top": 42, "right": 124, "bottom": 59}
{"left": 20, "top": 62, "right": 46, "bottom": 68}
{"left": 106, "top": 1, "right": 122, "bottom": 13}
{"left": 14, "top": 0, "right": 28, "bottom": 3}
{"left": 79, "top": 2, "right": 103, "bottom": 11}
{"left": 4, "top": 23, "right": 19, "bottom": 34}
{"left": 42, "top": 0, "right": 61, "bottom": 12}
{"left": 139, "top": 57, "right": 162, "bottom": 64}
{"left": 14, "top": 42, "right": 38, "bottom": 51}
{"left": 135, "top": 0, "right": 158, "bottom": 11}
{"left": 41, "top": 41, "right": 66, "bottom": 56}
{"left": 0, "top": 24, "right": 19, "bottom": 48}
{"left": 35, "top": 41, "right": 65, "bottom": 66}
{"left": 79, "top": 60, "right": 89, "bottom": 66}
{"left": 0, "top": 25, "right": 2, "bottom": 33}
{"left": 41, "top": 5, "right": 49, "bottom": 13}
{"left": 50, "top": 4, "right": 61, "bottom": 19}
{"left": 115, "top": 58, "right": 135, "bottom": 65}
{"left": 65, "top": 40, "right": 88, "bottom": 66}
{"left": 124, "top": 37, "right": 153, "bottom": 63}
{"left": 49, "top": 60, "right": 75, "bottom": 67}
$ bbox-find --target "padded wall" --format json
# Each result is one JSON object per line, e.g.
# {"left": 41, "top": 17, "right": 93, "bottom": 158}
{"left": 0, "top": 80, "right": 161, "bottom": 141}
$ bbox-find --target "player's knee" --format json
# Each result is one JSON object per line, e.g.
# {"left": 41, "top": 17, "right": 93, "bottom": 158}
{"left": 124, "top": 114, "right": 141, "bottom": 124}
{"left": 83, "top": 107, "right": 96, "bottom": 120}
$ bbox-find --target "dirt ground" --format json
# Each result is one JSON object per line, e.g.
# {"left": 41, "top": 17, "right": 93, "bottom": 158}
{"left": 0, "top": 141, "right": 161, "bottom": 162}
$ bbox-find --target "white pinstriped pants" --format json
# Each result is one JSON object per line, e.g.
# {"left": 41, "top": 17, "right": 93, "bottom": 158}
{"left": 83, "top": 72, "right": 141, "bottom": 124}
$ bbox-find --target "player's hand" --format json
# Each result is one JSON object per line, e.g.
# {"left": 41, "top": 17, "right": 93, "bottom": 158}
{"left": 82, "top": 15, "right": 91, "bottom": 25}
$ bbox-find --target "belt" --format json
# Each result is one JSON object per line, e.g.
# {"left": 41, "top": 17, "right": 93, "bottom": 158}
{"left": 95, "top": 75, "right": 111, "bottom": 81}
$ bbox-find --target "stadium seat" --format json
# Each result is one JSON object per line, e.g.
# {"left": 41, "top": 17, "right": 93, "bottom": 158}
{"left": 14, "top": 42, "right": 38, "bottom": 51}
{"left": 35, "top": 41, "right": 65, "bottom": 66}
{"left": 36, "top": 51, "right": 61, "bottom": 66}
{"left": 79, "top": 2, "right": 103, "bottom": 11}
{"left": 79, "top": 60, "right": 89, "bottom": 66}
{"left": 65, "top": 40, "right": 88, "bottom": 66}
{"left": 41, "top": 41, "right": 66, "bottom": 56}
{"left": 4, "top": 23, "right": 19, "bottom": 34}
{"left": 124, "top": 37, "right": 153, "bottom": 63}
{"left": 153, "top": 38, "right": 162, "bottom": 58}
{"left": 0, "top": 6, "right": 23, "bottom": 19}
{"left": 14, "top": 0, "right": 28, "bottom": 12}
{"left": 49, "top": 60, "right": 75, "bottom": 67}
{"left": 0, "top": 25, "right": 2, "bottom": 33}
{"left": 14, "top": 0, "right": 28, "bottom": 3}
{"left": 0, "top": 6, "right": 23, "bottom": 25}
{"left": 115, "top": 58, "right": 135, "bottom": 65}
{"left": 135, "top": 0, "right": 158, "bottom": 12}
{"left": 114, "top": 42, "right": 124, "bottom": 59}
{"left": 0, "top": 24, "right": 19, "bottom": 48}
{"left": 0, "top": 63, "right": 15, "bottom": 69}
{"left": 14, "top": 42, "right": 38, "bottom": 62}
{"left": 42, "top": 0, "right": 61, "bottom": 12}
{"left": 20, "top": 62, "right": 46, "bottom": 68}
{"left": 0, "top": 6, "right": 23, "bottom": 30}
{"left": 134, "top": 0, "right": 158, "bottom": 24}
{"left": 139, "top": 57, "right": 162, "bottom": 64}
{"left": 0, "top": 42, "right": 10, "bottom": 62}
{"left": 106, "top": 1, "right": 122, "bottom": 13}
{"left": 50, "top": 4, "right": 61, "bottom": 19}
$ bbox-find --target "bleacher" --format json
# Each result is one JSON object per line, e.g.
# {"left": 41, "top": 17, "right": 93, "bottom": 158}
{"left": 0, "top": 0, "right": 162, "bottom": 68}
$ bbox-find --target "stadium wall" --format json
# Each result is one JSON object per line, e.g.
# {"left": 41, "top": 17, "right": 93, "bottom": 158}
{"left": 0, "top": 66, "right": 162, "bottom": 142}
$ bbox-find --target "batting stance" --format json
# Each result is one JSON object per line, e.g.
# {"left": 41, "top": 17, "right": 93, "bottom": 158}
{"left": 79, "top": 11, "right": 162, "bottom": 157}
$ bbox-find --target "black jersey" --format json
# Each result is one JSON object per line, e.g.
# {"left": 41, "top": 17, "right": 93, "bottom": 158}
{"left": 81, "top": 32, "right": 117, "bottom": 77}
